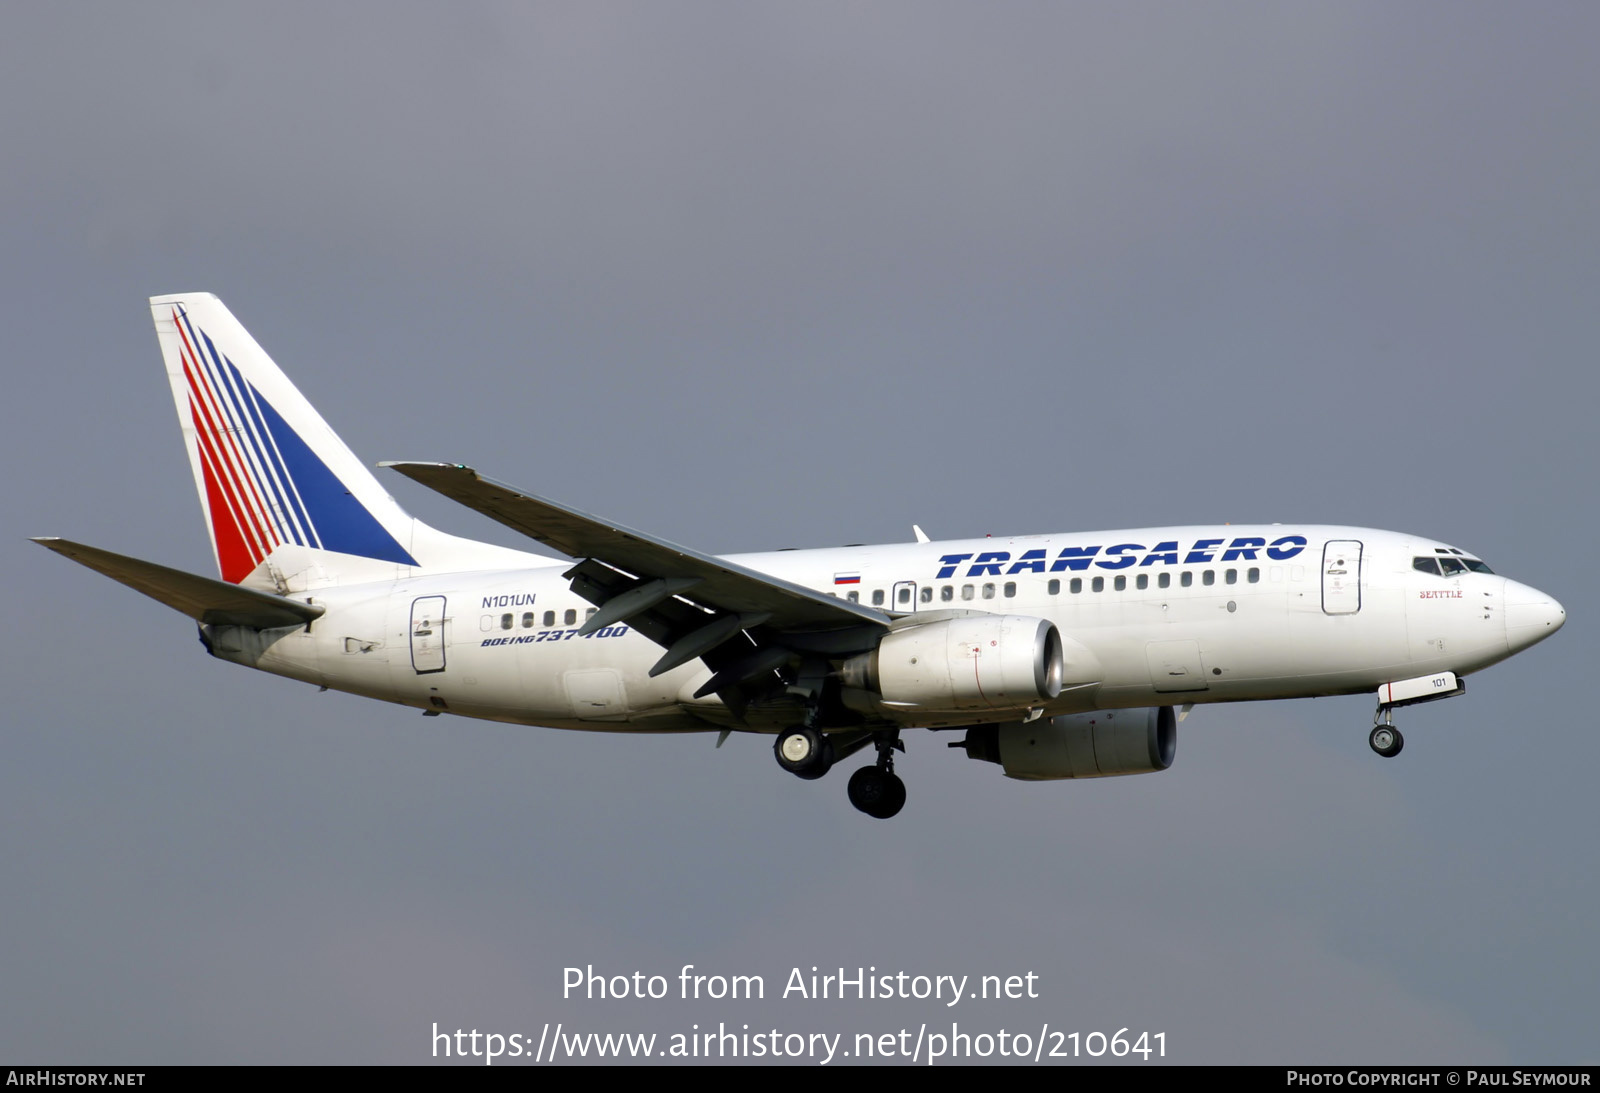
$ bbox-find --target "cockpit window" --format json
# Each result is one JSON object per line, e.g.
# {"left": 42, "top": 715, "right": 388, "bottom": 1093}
{"left": 1420, "top": 550, "right": 1491, "bottom": 576}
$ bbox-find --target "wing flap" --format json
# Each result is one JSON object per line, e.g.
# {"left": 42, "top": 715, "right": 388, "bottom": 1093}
{"left": 33, "top": 538, "right": 324, "bottom": 629}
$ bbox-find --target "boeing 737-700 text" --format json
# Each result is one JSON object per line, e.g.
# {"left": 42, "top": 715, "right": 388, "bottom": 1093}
{"left": 34, "top": 295, "right": 1567, "bottom": 818}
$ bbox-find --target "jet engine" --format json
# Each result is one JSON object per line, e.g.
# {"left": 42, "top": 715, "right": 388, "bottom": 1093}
{"left": 952, "top": 707, "right": 1177, "bottom": 780}
{"left": 840, "top": 615, "right": 1064, "bottom": 713}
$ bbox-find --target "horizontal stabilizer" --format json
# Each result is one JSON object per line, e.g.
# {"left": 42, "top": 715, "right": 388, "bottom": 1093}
{"left": 32, "top": 538, "right": 325, "bottom": 629}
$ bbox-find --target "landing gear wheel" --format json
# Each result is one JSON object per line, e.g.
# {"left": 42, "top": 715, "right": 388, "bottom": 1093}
{"left": 847, "top": 765, "right": 907, "bottom": 819}
{"left": 774, "top": 727, "right": 834, "bottom": 780}
{"left": 1369, "top": 725, "right": 1404, "bottom": 758}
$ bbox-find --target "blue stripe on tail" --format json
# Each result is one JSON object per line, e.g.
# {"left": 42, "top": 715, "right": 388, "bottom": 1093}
{"left": 251, "top": 391, "right": 419, "bottom": 566}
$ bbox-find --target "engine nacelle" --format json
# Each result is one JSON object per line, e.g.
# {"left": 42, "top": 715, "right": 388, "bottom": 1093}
{"left": 841, "top": 615, "right": 1064, "bottom": 713}
{"left": 953, "top": 707, "right": 1177, "bottom": 780}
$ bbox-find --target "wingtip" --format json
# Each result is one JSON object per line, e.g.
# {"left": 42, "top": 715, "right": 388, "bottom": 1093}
{"left": 380, "top": 461, "right": 472, "bottom": 472}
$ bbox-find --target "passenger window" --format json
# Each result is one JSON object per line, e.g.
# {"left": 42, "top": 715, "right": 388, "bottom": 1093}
{"left": 847, "top": 591, "right": 859, "bottom": 603}
{"left": 1070, "top": 578, "right": 1082, "bottom": 594}
{"left": 1114, "top": 575, "right": 1126, "bottom": 591}
{"left": 500, "top": 614, "right": 513, "bottom": 630}
{"left": 941, "top": 585, "right": 954, "bottom": 602}
{"left": 1003, "top": 582, "right": 1016, "bottom": 598}
{"left": 1048, "top": 579, "right": 1060, "bottom": 595}
{"left": 1225, "top": 569, "right": 1237, "bottom": 585}
{"left": 897, "top": 586, "right": 912, "bottom": 606}
{"left": 521, "top": 612, "right": 535, "bottom": 628}
{"left": 480, "top": 615, "right": 493, "bottom": 632}
{"left": 919, "top": 587, "right": 932, "bottom": 603}
{"left": 982, "top": 583, "right": 996, "bottom": 599}
{"left": 564, "top": 609, "right": 577, "bottom": 625}
{"left": 1136, "top": 574, "right": 1148, "bottom": 590}
{"left": 1159, "top": 573, "right": 1171, "bottom": 589}
{"left": 543, "top": 611, "right": 556, "bottom": 626}
{"left": 1181, "top": 572, "right": 1193, "bottom": 588}
{"left": 1248, "top": 567, "right": 1260, "bottom": 583}
{"left": 585, "top": 607, "right": 597, "bottom": 619}
{"left": 872, "top": 589, "right": 885, "bottom": 606}
{"left": 1092, "top": 576, "right": 1104, "bottom": 592}
{"left": 1203, "top": 570, "right": 1215, "bottom": 586}
{"left": 961, "top": 585, "right": 975, "bottom": 601}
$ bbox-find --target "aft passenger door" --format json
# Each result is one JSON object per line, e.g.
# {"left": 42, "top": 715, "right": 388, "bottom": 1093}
{"left": 409, "top": 595, "right": 448, "bottom": 673}
{"left": 1321, "top": 541, "right": 1363, "bottom": 615}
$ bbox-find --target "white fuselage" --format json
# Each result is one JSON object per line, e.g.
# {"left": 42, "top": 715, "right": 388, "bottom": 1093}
{"left": 208, "top": 524, "right": 1563, "bottom": 735}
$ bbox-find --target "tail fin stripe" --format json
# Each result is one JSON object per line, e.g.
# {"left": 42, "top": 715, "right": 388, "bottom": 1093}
{"left": 229, "top": 353, "right": 319, "bottom": 548}
{"left": 179, "top": 310, "right": 298, "bottom": 549}
{"left": 174, "top": 317, "right": 281, "bottom": 559}
{"left": 191, "top": 397, "right": 273, "bottom": 573}
{"left": 186, "top": 376, "right": 275, "bottom": 563}
{"left": 187, "top": 311, "right": 331, "bottom": 555}
{"left": 190, "top": 316, "right": 318, "bottom": 550}
{"left": 191, "top": 396, "right": 268, "bottom": 581}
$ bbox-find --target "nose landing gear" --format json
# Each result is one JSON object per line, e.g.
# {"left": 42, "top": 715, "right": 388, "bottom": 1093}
{"left": 1369, "top": 723, "right": 1404, "bottom": 758}
{"left": 1369, "top": 705, "right": 1404, "bottom": 757}
{"left": 1366, "top": 673, "right": 1467, "bottom": 757}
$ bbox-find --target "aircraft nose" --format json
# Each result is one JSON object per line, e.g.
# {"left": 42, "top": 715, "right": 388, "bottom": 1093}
{"left": 1504, "top": 579, "right": 1566, "bottom": 652}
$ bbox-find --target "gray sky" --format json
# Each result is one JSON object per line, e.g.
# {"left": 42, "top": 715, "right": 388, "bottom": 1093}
{"left": 4, "top": 2, "right": 1596, "bottom": 1064}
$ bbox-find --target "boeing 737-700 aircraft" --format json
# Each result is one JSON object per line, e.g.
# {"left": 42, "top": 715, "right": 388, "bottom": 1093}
{"left": 35, "top": 295, "right": 1567, "bottom": 818}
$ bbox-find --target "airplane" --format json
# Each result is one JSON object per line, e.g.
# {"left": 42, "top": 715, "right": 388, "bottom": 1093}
{"left": 34, "top": 294, "right": 1567, "bottom": 819}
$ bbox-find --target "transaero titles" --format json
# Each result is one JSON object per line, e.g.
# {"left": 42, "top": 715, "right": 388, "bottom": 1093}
{"left": 935, "top": 534, "right": 1308, "bottom": 579}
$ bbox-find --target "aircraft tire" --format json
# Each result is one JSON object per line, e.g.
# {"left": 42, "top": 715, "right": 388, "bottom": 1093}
{"left": 847, "top": 765, "right": 906, "bottom": 819}
{"left": 1369, "top": 725, "right": 1404, "bottom": 758}
{"left": 775, "top": 727, "right": 834, "bottom": 780}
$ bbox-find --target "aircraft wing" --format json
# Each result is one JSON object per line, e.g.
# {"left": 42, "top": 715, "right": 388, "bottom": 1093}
{"left": 32, "top": 538, "right": 325, "bottom": 629}
{"left": 382, "top": 462, "right": 889, "bottom": 632}
{"left": 383, "top": 462, "right": 891, "bottom": 712}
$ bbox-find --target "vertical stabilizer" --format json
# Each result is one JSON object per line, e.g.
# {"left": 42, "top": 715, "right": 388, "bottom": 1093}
{"left": 150, "top": 293, "right": 533, "bottom": 588}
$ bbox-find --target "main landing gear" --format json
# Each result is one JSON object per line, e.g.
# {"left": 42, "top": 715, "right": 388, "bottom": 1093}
{"left": 1369, "top": 706, "right": 1404, "bottom": 758}
{"left": 846, "top": 733, "right": 906, "bottom": 820}
{"left": 773, "top": 726, "right": 834, "bottom": 780}
{"left": 773, "top": 726, "right": 907, "bottom": 818}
